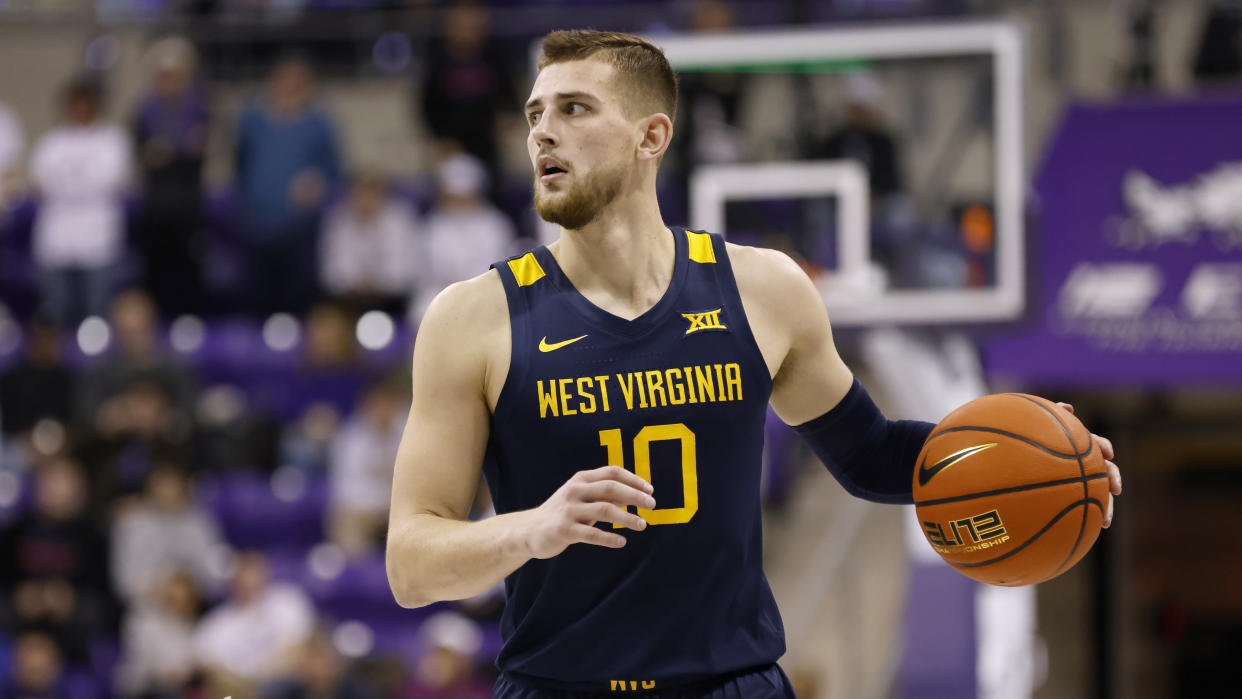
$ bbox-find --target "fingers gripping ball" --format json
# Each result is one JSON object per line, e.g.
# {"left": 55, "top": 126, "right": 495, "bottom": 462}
{"left": 912, "top": 394, "right": 1110, "bottom": 586}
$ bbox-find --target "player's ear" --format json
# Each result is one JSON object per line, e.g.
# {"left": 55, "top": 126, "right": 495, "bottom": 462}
{"left": 636, "top": 112, "right": 673, "bottom": 162}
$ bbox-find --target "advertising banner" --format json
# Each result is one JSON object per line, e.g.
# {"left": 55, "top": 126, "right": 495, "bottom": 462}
{"left": 984, "top": 97, "right": 1242, "bottom": 385}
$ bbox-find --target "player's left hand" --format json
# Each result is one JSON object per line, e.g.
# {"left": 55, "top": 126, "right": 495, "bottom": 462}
{"left": 1057, "top": 402, "right": 1121, "bottom": 529}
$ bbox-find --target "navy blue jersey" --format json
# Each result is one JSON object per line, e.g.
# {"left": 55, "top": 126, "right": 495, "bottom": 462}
{"left": 482, "top": 227, "right": 785, "bottom": 693}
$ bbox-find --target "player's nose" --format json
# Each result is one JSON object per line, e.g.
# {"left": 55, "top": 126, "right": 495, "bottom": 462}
{"left": 530, "top": 116, "right": 558, "bottom": 148}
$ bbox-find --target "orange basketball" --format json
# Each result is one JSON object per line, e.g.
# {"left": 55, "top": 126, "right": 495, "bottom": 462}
{"left": 912, "top": 393, "right": 1110, "bottom": 586}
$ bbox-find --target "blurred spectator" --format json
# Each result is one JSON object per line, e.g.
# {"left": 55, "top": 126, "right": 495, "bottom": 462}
{"left": 809, "top": 72, "right": 909, "bottom": 270}
{"left": 328, "top": 378, "right": 407, "bottom": 556}
{"left": 133, "top": 36, "right": 211, "bottom": 318}
{"left": 0, "top": 314, "right": 73, "bottom": 443}
{"left": 235, "top": 55, "right": 342, "bottom": 317}
{"left": 74, "top": 291, "right": 196, "bottom": 501}
{"left": 195, "top": 384, "right": 281, "bottom": 474}
{"left": 1, "top": 631, "right": 68, "bottom": 699}
{"left": 0, "top": 458, "right": 115, "bottom": 665}
{"left": 275, "top": 302, "right": 369, "bottom": 424}
{"left": 412, "top": 154, "right": 514, "bottom": 322}
{"left": 421, "top": 0, "right": 515, "bottom": 191}
{"left": 810, "top": 72, "right": 904, "bottom": 200}
{"left": 76, "top": 289, "right": 196, "bottom": 435}
{"left": 319, "top": 173, "right": 420, "bottom": 315}
{"left": 1124, "top": 0, "right": 1157, "bottom": 89}
{"left": 0, "top": 99, "right": 23, "bottom": 210}
{"left": 279, "top": 401, "right": 340, "bottom": 474}
{"left": 1193, "top": 1, "right": 1242, "bottom": 83}
{"left": 115, "top": 569, "right": 203, "bottom": 698}
{"left": 303, "top": 301, "right": 357, "bottom": 372}
{"left": 403, "top": 611, "right": 490, "bottom": 699}
{"left": 111, "top": 463, "right": 227, "bottom": 602}
{"left": 673, "top": 0, "right": 749, "bottom": 169}
{"left": 78, "top": 379, "right": 193, "bottom": 509}
{"left": 193, "top": 551, "right": 315, "bottom": 690}
{"left": 29, "top": 76, "right": 131, "bottom": 328}
{"left": 266, "top": 628, "right": 376, "bottom": 699}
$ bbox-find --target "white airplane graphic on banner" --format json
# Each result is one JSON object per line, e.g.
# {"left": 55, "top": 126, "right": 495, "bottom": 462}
{"left": 1115, "top": 162, "right": 1242, "bottom": 250}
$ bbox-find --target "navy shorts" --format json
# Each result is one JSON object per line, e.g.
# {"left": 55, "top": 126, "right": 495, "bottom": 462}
{"left": 492, "top": 664, "right": 798, "bottom": 699}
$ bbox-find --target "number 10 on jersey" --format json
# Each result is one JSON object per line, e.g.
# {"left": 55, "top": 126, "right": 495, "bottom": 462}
{"left": 599, "top": 423, "right": 698, "bottom": 526}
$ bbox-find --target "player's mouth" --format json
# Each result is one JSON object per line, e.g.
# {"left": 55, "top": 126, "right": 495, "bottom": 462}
{"left": 538, "top": 155, "right": 568, "bottom": 184}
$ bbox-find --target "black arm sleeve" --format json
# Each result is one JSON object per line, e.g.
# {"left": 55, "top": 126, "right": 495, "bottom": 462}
{"left": 792, "top": 378, "right": 935, "bottom": 504}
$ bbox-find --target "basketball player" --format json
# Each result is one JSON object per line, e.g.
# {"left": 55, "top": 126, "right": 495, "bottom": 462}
{"left": 386, "top": 30, "right": 1122, "bottom": 698}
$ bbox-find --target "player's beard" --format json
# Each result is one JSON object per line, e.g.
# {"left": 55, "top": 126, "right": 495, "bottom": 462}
{"left": 534, "top": 162, "right": 624, "bottom": 230}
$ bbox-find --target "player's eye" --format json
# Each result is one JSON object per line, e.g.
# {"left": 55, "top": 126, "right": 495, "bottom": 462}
{"left": 565, "top": 102, "right": 588, "bottom": 116}
{"left": 527, "top": 110, "right": 541, "bottom": 126}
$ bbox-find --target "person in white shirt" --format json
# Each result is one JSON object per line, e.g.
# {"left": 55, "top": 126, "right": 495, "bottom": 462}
{"left": 319, "top": 172, "right": 420, "bottom": 314}
{"left": 328, "top": 378, "right": 408, "bottom": 556}
{"left": 111, "top": 463, "right": 229, "bottom": 602}
{"left": 30, "top": 77, "right": 131, "bottom": 327}
{"left": 193, "top": 551, "right": 315, "bottom": 692}
{"left": 409, "top": 153, "right": 516, "bottom": 323}
{"left": 116, "top": 569, "right": 202, "bottom": 697}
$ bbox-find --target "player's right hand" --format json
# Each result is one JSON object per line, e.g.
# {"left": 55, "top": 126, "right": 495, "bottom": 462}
{"left": 522, "top": 466, "right": 656, "bottom": 559}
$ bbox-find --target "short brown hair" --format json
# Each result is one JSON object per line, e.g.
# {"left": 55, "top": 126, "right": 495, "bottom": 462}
{"left": 538, "top": 30, "right": 678, "bottom": 123}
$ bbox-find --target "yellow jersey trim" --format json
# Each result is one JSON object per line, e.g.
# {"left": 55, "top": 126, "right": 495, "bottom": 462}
{"left": 508, "top": 252, "right": 546, "bottom": 287}
{"left": 686, "top": 231, "right": 716, "bottom": 264}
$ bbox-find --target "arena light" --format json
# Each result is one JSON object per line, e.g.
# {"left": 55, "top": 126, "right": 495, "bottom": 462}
{"left": 356, "top": 310, "right": 395, "bottom": 351}
{"left": 307, "top": 543, "right": 347, "bottom": 582}
{"left": 270, "top": 466, "right": 306, "bottom": 503}
{"left": 373, "top": 32, "right": 412, "bottom": 74}
{"left": 31, "top": 419, "right": 66, "bottom": 456}
{"left": 77, "top": 316, "right": 111, "bottom": 355}
{"left": 196, "top": 384, "right": 247, "bottom": 426}
{"left": 262, "top": 313, "right": 300, "bottom": 351}
{"left": 169, "top": 315, "right": 206, "bottom": 353}
{"left": 333, "top": 621, "right": 375, "bottom": 658}
{"left": 84, "top": 35, "right": 121, "bottom": 71}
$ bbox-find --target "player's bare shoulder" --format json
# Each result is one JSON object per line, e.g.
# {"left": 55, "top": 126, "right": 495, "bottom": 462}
{"left": 725, "top": 241, "right": 829, "bottom": 376}
{"left": 414, "top": 268, "right": 511, "bottom": 411}
{"left": 726, "top": 241, "right": 816, "bottom": 300}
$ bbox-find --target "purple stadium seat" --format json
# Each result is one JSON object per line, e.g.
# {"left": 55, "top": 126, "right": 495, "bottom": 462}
{"left": 196, "top": 470, "right": 327, "bottom": 548}
{"left": 312, "top": 553, "right": 405, "bottom": 621}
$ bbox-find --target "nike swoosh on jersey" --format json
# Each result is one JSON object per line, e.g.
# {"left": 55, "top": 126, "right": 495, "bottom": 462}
{"left": 917, "top": 442, "right": 999, "bottom": 486}
{"left": 538, "top": 334, "right": 589, "bottom": 352}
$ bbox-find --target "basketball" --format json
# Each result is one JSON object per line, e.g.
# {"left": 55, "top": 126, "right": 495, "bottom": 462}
{"left": 912, "top": 394, "right": 1110, "bottom": 586}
